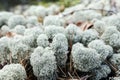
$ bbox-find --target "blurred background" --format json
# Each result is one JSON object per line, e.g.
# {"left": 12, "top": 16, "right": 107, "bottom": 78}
{"left": 0, "top": 0, "right": 80, "bottom": 11}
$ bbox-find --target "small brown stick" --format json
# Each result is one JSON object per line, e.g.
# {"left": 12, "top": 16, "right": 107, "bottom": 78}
{"left": 69, "top": 35, "right": 73, "bottom": 72}
{"left": 70, "top": 55, "right": 73, "bottom": 73}
{"left": 9, "top": 53, "right": 12, "bottom": 63}
{"left": 68, "top": 72, "right": 74, "bottom": 80}
{"left": 58, "top": 66, "right": 67, "bottom": 77}
{"left": 105, "top": 59, "right": 118, "bottom": 72}
{"left": 74, "top": 69, "right": 81, "bottom": 80}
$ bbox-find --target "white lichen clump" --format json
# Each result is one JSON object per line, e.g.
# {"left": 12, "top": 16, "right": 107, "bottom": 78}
{"left": 0, "top": 12, "right": 13, "bottom": 26}
{"left": 72, "top": 10, "right": 102, "bottom": 24}
{"left": 0, "top": 64, "right": 27, "bottom": 80}
{"left": 34, "top": 6, "right": 47, "bottom": 18}
{"left": 92, "top": 65, "right": 111, "bottom": 80}
{"left": 24, "top": 6, "right": 47, "bottom": 18}
{"left": 72, "top": 42, "right": 101, "bottom": 72}
{"left": 88, "top": 40, "right": 113, "bottom": 60}
{"left": 22, "top": 35, "right": 35, "bottom": 47}
{"left": 24, "top": 27, "right": 43, "bottom": 39}
{"left": 87, "top": 0, "right": 111, "bottom": 11}
{"left": 47, "top": 4, "right": 60, "bottom": 15}
{"left": 1, "top": 25, "right": 10, "bottom": 35}
{"left": 112, "top": 77, "right": 120, "bottom": 80}
{"left": 93, "top": 20, "right": 106, "bottom": 35}
{"left": 30, "top": 47, "right": 57, "bottom": 80}
{"left": 51, "top": 33, "right": 68, "bottom": 66}
{"left": 102, "top": 15, "right": 120, "bottom": 31}
{"left": 81, "top": 29, "right": 99, "bottom": 46}
{"left": 43, "top": 15, "right": 65, "bottom": 26}
{"left": 37, "top": 34, "right": 49, "bottom": 48}
{"left": 8, "top": 36, "right": 30, "bottom": 63}
{"left": 110, "top": 54, "right": 120, "bottom": 69}
{"left": 101, "top": 26, "right": 120, "bottom": 48}
{"left": 26, "top": 16, "right": 39, "bottom": 27}
{"left": 44, "top": 25, "right": 65, "bottom": 39}
{"left": 8, "top": 15, "right": 26, "bottom": 29}
{"left": 23, "top": 5, "right": 37, "bottom": 16}
{"left": 65, "top": 24, "right": 83, "bottom": 43}
{"left": 13, "top": 25, "right": 26, "bottom": 35}
{"left": 1, "top": 2, "right": 120, "bottom": 80}
{"left": 0, "top": 37, "right": 9, "bottom": 63}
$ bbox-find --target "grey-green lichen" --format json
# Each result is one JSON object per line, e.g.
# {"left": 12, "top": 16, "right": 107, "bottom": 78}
{"left": 8, "top": 15, "right": 26, "bottom": 29}
{"left": 88, "top": 39, "right": 113, "bottom": 61}
{"left": 110, "top": 54, "right": 120, "bottom": 70}
{"left": 8, "top": 35, "right": 30, "bottom": 63}
{"left": 72, "top": 42, "right": 101, "bottom": 72}
{"left": 43, "top": 15, "right": 65, "bottom": 26}
{"left": 51, "top": 33, "right": 68, "bottom": 66}
{"left": 81, "top": 29, "right": 99, "bottom": 46}
{"left": 13, "top": 25, "right": 26, "bottom": 35}
{"left": 101, "top": 26, "right": 120, "bottom": 48}
{"left": 93, "top": 20, "right": 106, "bottom": 35}
{"left": 0, "top": 64, "right": 27, "bottom": 80}
{"left": 44, "top": 25, "right": 65, "bottom": 39}
{"left": 0, "top": 37, "right": 10, "bottom": 63}
{"left": 0, "top": 12, "right": 13, "bottom": 26}
{"left": 30, "top": 47, "right": 57, "bottom": 80}
{"left": 37, "top": 34, "right": 49, "bottom": 48}
{"left": 65, "top": 24, "right": 83, "bottom": 43}
{"left": 91, "top": 65, "right": 111, "bottom": 80}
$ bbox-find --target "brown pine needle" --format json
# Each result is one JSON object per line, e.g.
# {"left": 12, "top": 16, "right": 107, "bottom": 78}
{"left": 74, "top": 70, "right": 81, "bottom": 80}
{"left": 58, "top": 66, "right": 67, "bottom": 77}
{"left": 105, "top": 60, "right": 118, "bottom": 72}
{"left": 68, "top": 72, "right": 74, "bottom": 80}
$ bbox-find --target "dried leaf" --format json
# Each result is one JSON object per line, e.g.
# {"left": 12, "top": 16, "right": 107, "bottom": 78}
{"left": 6, "top": 32, "right": 16, "bottom": 38}
{"left": 76, "top": 21, "right": 83, "bottom": 26}
{"left": 38, "top": 17, "right": 43, "bottom": 23}
{"left": 80, "top": 22, "right": 93, "bottom": 31}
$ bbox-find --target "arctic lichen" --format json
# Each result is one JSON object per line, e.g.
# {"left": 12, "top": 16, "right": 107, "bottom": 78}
{"left": 8, "top": 15, "right": 26, "bottom": 29}
{"left": 26, "top": 16, "right": 39, "bottom": 27}
{"left": 72, "top": 42, "right": 101, "bottom": 72}
{"left": 30, "top": 47, "right": 57, "bottom": 80}
{"left": 24, "top": 27, "right": 43, "bottom": 39}
{"left": 0, "top": 64, "right": 27, "bottom": 80}
{"left": 81, "top": 29, "right": 99, "bottom": 46}
{"left": 43, "top": 15, "right": 65, "bottom": 26}
{"left": 37, "top": 34, "right": 49, "bottom": 48}
{"left": 0, "top": 12, "right": 13, "bottom": 26}
{"left": 110, "top": 54, "right": 120, "bottom": 69}
{"left": 13, "top": 25, "right": 26, "bottom": 35}
{"left": 0, "top": 37, "right": 9, "bottom": 63}
{"left": 44, "top": 25, "right": 65, "bottom": 40}
{"left": 65, "top": 24, "right": 83, "bottom": 43}
{"left": 93, "top": 20, "right": 106, "bottom": 35}
{"left": 72, "top": 10, "right": 102, "bottom": 24}
{"left": 88, "top": 39, "right": 113, "bottom": 60}
{"left": 101, "top": 26, "right": 120, "bottom": 48}
{"left": 51, "top": 33, "right": 68, "bottom": 66}
{"left": 8, "top": 35, "right": 30, "bottom": 63}
{"left": 91, "top": 65, "right": 111, "bottom": 80}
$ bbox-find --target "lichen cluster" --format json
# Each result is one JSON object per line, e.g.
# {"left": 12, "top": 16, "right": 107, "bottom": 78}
{"left": 0, "top": 0, "right": 120, "bottom": 80}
